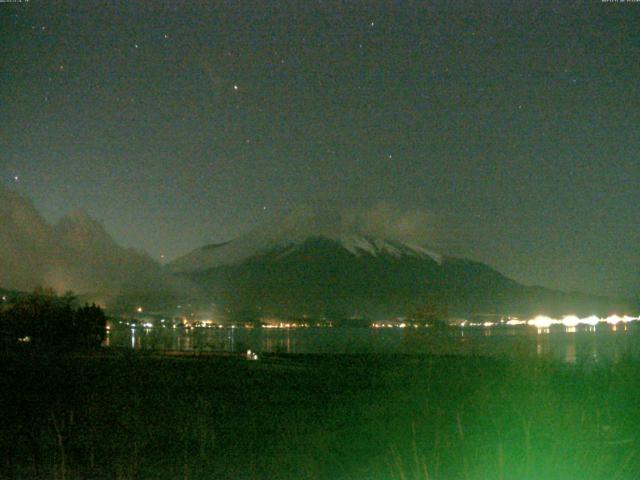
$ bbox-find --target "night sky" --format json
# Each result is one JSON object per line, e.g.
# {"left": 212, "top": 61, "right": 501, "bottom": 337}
{"left": 1, "top": 1, "right": 639, "bottom": 297}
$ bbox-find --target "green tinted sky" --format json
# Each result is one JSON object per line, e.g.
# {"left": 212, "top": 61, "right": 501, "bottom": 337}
{"left": 1, "top": 1, "right": 639, "bottom": 296}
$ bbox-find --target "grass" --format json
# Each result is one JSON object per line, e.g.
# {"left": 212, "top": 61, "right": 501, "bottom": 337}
{"left": 1, "top": 350, "right": 640, "bottom": 479}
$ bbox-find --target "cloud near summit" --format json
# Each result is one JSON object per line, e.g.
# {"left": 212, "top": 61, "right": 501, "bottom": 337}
{"left": 341, "top": 203, "right": 437, "bottom": 245}
{"left": 262, "top": 202, "right": 440, "bottom": 247}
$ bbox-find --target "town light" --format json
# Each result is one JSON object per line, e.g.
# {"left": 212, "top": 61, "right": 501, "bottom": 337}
{"left": 528, "top": 315, "right": 555, "bottom": 329}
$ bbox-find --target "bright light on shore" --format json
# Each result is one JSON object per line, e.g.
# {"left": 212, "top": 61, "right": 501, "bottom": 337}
{"left": 528, "top": 316, "right": 555, "bottom": 329}
{"left": 517, "top": 314, "right": 640, "bottom": 330}
{"left": 506, "top": 319, "right": 526, "bottom": 326}
{"left": 561, "top": 316, "right": 580, "bottom": 328}
{"left": 583, "top": 315, "right": 600, "bottom": 326}
{"left": 606, "top": 315, "right": 622, "bottom": 325}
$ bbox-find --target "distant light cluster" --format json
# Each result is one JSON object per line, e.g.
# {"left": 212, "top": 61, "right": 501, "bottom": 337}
{"left": 373, "top": 314, "right": 640, "bottom": 331}
{"left": 525, "top": 314, "right": 639, "bottom": 329}
{"left": 115, "top": 312, "right": 639, "bottom": 333}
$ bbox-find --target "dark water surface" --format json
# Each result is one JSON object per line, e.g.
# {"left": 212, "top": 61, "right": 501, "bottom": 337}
{"left": 105, "top": 323, "right": 640, "bottom": 363}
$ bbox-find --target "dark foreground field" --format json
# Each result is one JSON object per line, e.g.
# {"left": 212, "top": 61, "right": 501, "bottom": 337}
{"left": 2, "top": 351, "right": 640, "bottom": 480}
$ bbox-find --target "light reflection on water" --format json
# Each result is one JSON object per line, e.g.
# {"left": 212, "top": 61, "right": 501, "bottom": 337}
{"left": 104, "top": 323, "right": 640, "bottom": 364}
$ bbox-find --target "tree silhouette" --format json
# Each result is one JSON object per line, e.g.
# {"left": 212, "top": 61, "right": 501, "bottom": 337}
{"left": 0, "top": 288, "right": 106, "bottom": 351}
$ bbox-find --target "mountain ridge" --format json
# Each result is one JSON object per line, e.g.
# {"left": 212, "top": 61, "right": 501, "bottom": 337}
{"left": 0, "top": 184, "right": 174, "bottom": 304}
{"left": 169, "top": 232, "right": 443, "bottom": 274}
{"left": 170, "top": 233, "right": 633, "bottom": 319}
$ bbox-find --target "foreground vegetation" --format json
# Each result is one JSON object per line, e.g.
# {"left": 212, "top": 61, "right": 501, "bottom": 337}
{"left": 2, "top": 350, "right": 640, "bottom": 479}
{"left": 0, "top": 289, "right": 106, "bottom": 352}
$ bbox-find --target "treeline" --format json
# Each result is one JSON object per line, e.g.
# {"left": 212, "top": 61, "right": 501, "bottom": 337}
{"left": 0, "top": 288, "right": 106, "bottom": 351}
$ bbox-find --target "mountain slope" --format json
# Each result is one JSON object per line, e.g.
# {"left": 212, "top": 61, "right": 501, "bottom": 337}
{"left": 0, "top": 186, "right": 64, "bottom": 290}
{"left": 0, "top": 184, "right": 177, "bottom": 306}
{"left": 170, "top": 229, "right": 631, "bottom": 319}
{"left": 169, "top": 205, "right": 442, "bottom": 274}
{"left": 168, "top": 206, "right": 634, "bottom": 319}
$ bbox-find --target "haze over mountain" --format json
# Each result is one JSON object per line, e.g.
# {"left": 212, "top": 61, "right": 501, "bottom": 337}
{"left": 170, "top": 206, "right": 634, "bottom": 320}
{"left": 0, "top": 186, "right": 633, "bottom": 318}
{"left": 0, "top": 184, "right": 175, "bottom": 306}
{"left": 169, "top": 204, "right": 440, "bottom": 272}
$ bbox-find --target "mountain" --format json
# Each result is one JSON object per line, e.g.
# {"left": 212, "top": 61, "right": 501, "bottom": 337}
{"left": 0, "top": 185, "right": 63, "bottom": 291}
{"left": 53, "top": 210, "right": 169, "bottom": 297}
{"left": 0, "top": 184, "right": 179, "bottom": 308}
{"left": 169, "top": 209, "right": 632, "bottom": 320}
{"left": 2, "top": 186, "right": 630, "bottom": 318}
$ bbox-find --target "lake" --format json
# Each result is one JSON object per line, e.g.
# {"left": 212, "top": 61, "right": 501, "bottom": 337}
{"left": 104, "top": 322, "right": 640, "bottom": 364}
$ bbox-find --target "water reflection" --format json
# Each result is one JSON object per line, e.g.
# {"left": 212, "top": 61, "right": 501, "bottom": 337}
{"left": 104, "top": 323, "right": 640, "bottom": 364}
{"left": 227, "top": 327, "right": 234, "bottom": 352}
{"left": 565, "top": 343, "right": 576, "bottom": 364}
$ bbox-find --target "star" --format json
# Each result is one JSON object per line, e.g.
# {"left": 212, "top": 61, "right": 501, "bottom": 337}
{"left": 233, "top": 85, "right": 239, "bottom": 91}
{"left": 13, "top": 175, "right": 19, "bottom": 182}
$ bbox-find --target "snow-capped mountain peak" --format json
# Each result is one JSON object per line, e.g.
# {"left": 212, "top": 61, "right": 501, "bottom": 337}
{"left": 168, "top": 207, "right": 442, "bottom": 274}
{"left": 335, "top": 234, "right": 441, "bottom": 263}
